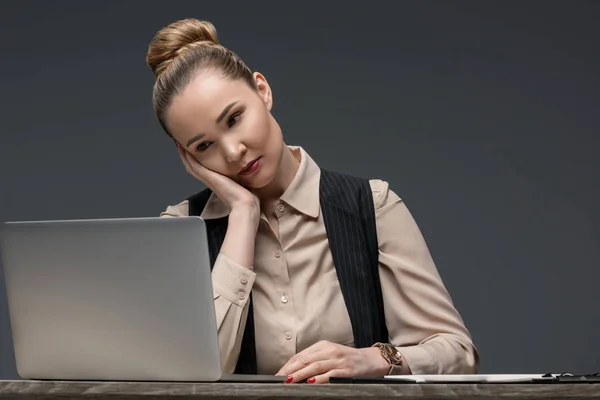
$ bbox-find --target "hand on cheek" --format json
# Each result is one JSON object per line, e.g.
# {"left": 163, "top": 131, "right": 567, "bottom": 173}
{"left": 174, "top": 141, "right": 259, "bottom": 212}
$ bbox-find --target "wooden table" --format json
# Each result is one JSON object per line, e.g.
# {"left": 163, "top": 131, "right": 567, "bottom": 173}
{"left": 1, "top": 380, "right": 600, "bottom": 400}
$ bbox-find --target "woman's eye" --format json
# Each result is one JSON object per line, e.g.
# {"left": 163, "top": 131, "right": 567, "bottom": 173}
{"left": 227, "top": 112, "right": 241, "bottom": 127}
{"left": 196, "top": 142, "right": 211, "bottom": 152}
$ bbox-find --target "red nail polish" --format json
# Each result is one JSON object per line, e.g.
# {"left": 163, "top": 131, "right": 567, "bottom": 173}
{"left": 307, "top": 377, "right": 316, "bottom": 384}
{"left": 285, "top": 376, "right": 293, "bottom": 383}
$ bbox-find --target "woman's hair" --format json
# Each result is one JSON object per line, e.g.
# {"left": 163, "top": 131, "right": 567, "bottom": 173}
{"left": 146, "top": 19, "right": 256, "bottom": 136}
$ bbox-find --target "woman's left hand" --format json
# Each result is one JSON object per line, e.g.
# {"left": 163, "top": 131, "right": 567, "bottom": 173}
{"left": 276, "top": 340, "right": 390, "bottom": 384}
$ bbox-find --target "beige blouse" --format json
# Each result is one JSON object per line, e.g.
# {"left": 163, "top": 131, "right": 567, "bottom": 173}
{"left": 161, "top": 146, "right": 479, "bottom": 375}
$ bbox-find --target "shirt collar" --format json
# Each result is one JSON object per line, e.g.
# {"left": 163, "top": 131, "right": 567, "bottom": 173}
{"left": 200, "top": 145, "right": 321, "bottom": 220}
{"left": 279, "top": 146, "right": 321, "bottom": 218}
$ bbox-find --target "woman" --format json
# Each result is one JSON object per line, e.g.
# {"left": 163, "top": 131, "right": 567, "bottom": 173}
{"left": 147, "top": 18, "right": 479, "bottom": 383}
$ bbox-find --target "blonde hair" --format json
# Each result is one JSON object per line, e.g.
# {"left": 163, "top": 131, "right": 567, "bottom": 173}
{"left": 146, "top": 18, "right": 256, "bottom": 136}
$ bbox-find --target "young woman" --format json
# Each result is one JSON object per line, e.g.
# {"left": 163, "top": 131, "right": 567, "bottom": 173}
{"left": 148, "top": 18, "right": 479, "bottom": 384}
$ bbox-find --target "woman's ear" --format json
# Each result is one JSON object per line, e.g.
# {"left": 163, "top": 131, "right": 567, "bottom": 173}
{"left": 253, "top": 72, "right": 273, "bottom": 111}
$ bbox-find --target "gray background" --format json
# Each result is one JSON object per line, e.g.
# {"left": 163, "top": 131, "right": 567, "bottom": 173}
{"left": 1, "top": 1, "right": 598, "bottom": 378}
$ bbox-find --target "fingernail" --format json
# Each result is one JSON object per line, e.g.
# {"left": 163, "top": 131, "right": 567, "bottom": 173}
{"left": 307, "top": 377, "right": 316, "bottom": 384}
{"left": 285, "top": 376, "right": 293, "bottom": 383}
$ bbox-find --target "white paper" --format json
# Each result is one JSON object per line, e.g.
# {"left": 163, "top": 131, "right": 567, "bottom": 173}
{"left": 383, "top": 374, "right": 555, "bottom": 383}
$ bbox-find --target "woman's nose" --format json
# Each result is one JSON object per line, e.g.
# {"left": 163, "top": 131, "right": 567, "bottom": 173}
{"left": 222, "top": 141, "right": 247, "bottom": 163}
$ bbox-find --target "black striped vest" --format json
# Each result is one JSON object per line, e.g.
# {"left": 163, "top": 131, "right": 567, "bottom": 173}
{"left": 187, "top": 169, "right": 389, "bottom": 374}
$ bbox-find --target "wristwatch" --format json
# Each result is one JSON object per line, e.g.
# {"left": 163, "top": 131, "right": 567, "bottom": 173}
{"left": 372, "top": 342, "right": 403, "bottom": 375}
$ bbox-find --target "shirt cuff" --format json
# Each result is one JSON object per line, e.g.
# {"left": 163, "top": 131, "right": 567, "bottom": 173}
{"left": 395, "top": 345, "right": 436, "bottom": 375}
{"left": 211, "top": 253, "right": 256, "bottom": 307}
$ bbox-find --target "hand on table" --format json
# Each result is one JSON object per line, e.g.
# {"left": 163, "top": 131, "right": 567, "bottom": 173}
{"left": 276, "top": 340, "right": 390, "bottom": 384}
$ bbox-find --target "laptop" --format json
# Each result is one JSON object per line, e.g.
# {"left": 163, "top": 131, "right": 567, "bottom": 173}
{"left": 1, "top": 216, "right": 284, "bottom": 383}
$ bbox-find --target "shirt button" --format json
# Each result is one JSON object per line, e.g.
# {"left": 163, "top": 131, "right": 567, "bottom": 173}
{"left": 274, "top": 250, "right": 282, "bottom": 258}
{"left": 281, "top": 295, "right": 288, "bottom": 304}
{"left": 284, "top": 331, "right": 292, "bottom": 340}
{"left": 276, "top": 203, "right": 285, "bottom": 213}
{"left": 238, "top": 291, "right": 246, "bottom": 300}
{"left": 240, "top": 276, "right": 248, "bottom": 284}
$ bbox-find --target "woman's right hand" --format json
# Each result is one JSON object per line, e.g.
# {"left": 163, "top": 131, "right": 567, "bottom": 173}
{"left": 176, "top": 143, "right": 260, "bottom": 218}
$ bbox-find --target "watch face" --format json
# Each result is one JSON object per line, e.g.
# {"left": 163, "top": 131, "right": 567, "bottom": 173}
{"left": 384, "top": 344, "right": 402, "bottom": 364}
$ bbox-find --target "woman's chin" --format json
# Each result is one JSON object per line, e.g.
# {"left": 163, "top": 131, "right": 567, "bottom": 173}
{"left": 241, "top": 168, "right": 276, "bottom": 190}
{"left": 243, "top": 177, "right": 272, "bottom": 190}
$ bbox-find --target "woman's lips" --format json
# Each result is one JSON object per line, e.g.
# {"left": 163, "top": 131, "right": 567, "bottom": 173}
{"left": 239, "top": 157, "right": 261, "bottom": 175}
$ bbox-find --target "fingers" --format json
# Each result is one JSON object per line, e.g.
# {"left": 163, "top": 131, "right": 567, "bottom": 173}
{"left": 278, "top": 350, "right": 323, "bottom": 377}
{"left": 184, "top": 151, "right": 202, "bottom": 176}
{"left": 275, "top": 341, "right": 371, "bottom": 384}
{"left": 175, "top": 142, "right": 187, "bottom": 161}
{"left": 286, "top": 353, "right": 339, "bottom": 383}
{"left": 276, "top": 341, "right": 327, "bottom": 376}
{"left": 176, "top": 143, "right": 193, "bottom": 173}
{"left": 277, "top": 341, "right": 349, "bottom": 384}
{"left": 311, "top": 369, "right": 347, "bottom": 384}
{"left": 176, "top": 142, "right": 208, "bottom": 181}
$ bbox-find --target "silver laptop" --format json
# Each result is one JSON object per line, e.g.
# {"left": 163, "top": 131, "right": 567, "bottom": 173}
{"left": 1, "top": 217, "right": 284, "bottom": 383}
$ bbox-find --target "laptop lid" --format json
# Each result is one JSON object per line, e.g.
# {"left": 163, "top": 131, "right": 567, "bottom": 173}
{"left": 1, "top": 216, "right": 222, "bottom": 382}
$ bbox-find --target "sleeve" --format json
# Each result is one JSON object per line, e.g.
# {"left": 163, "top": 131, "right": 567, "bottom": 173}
{"left": 159, "top": 200, "right": 257, "bottom": 373}
{"left": 369, "top": 179, "right": 480, "bottom": 375}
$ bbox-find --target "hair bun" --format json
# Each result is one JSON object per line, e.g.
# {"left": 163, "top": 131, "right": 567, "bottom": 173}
{"left": 146, "top": 18, "right": 219, "bottom": 78}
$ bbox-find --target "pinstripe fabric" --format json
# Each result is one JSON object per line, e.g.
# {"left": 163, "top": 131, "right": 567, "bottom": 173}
{"left": 186, "top": 169, "right": 388, "bottom": 374}
{"left": 319, "top": 170, "right": 389, "bottom": 348}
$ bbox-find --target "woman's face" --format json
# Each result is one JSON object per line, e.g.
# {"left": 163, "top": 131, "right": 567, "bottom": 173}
{"left": 164, "top": 71, "right": 284, "bottom": 189}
